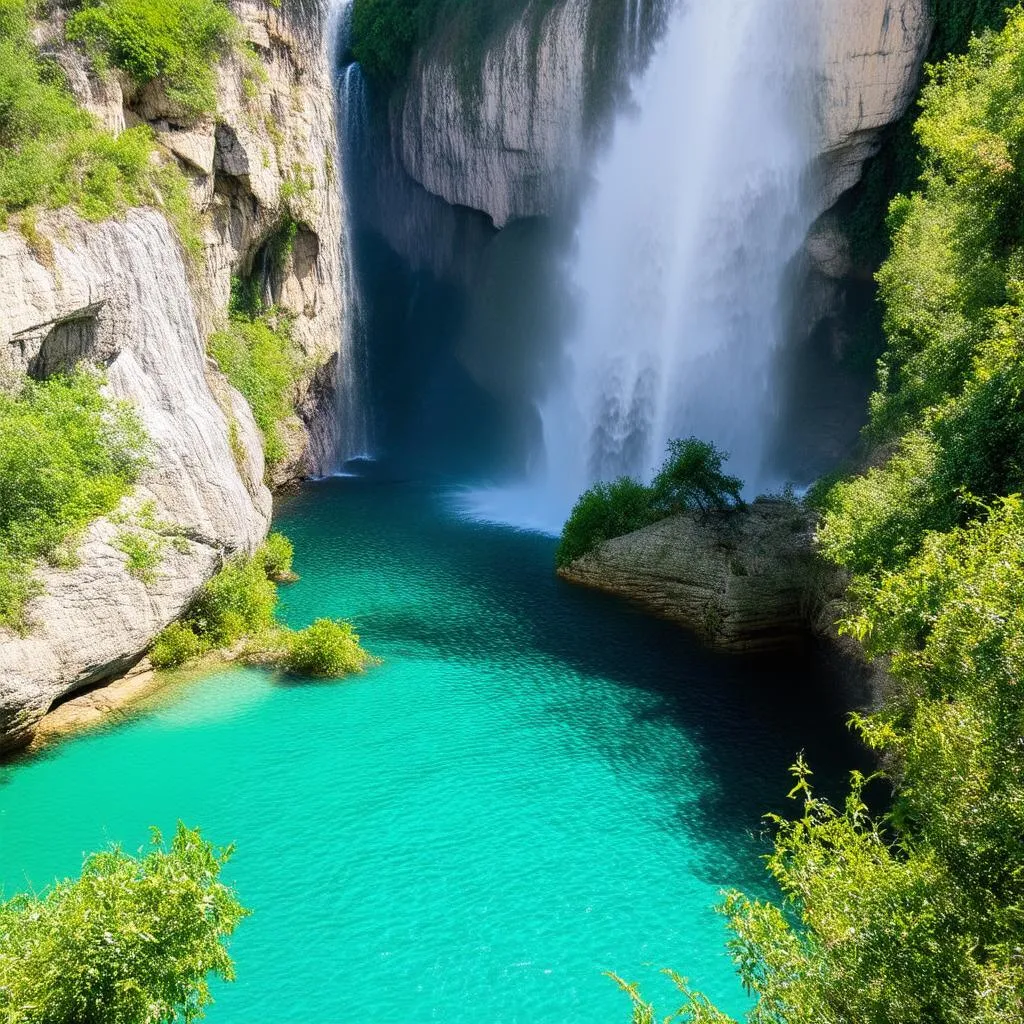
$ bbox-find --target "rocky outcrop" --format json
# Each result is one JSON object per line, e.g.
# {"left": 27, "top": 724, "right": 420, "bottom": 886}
{"left": 397, "top": 0, "right": 592, "bottom": 229}
{"left": 817, "top": 0, "right": 932, "bottom": 211}
{"left": 0, "top": 0, "right": 347, "bottom": 751}
{"left": 0, "top": 211, "right": 271, "bottom": 752}
{"left": 558, "top": 500, "right": 843, "bottom": 653}
{"left": 387, "top": 0, "right": 930, "bottom": 229}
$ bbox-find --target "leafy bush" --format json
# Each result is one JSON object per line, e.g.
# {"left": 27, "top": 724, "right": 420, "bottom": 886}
{"left": 351, "top": 0, "right": 420, "bottom": 81}
{"left": 556, "top": 477, "right": 658, "bottom": 568}
{"left": 0, "top": 369, "right": 149, "bottom": 632}
{"left": 188, "top": 552, "right": 278, "bottom": 648}
{"left": 149, "top": 619, "right": 206, "bottom": 669}
{"left": 148, "top": 537, "right": 374, "bottom": 680}
{"left": 556, "top": 438, "right": 744, "bottom": 567}
{"left": 0, "top": 824, "right": 247, "bottom": 1023}
{"left": 283, "top": 618, "right": 374, "bottom": 678}
{"left": 259, "top": 531, "right": 296, "bottom": 581}
{"left": 208, "top": 311, "right": 300, "bottom": 469}
{"left": 114, "top": 528, "right": 163, "bottom": 582}
{"left": 67, "top": 0, "right": 238, "bottom": 119}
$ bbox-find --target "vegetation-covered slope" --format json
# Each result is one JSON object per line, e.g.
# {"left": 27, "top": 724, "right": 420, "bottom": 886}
{"left": 622, "top": 11, "right": 1024, "bottom": 1022}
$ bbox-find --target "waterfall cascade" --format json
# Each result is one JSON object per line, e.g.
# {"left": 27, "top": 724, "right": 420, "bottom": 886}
{"left": 468, "top": 0, "right": 821, "bottom": 532}
{"left": 326, "top": 0, "right": 374, "bottom": 469}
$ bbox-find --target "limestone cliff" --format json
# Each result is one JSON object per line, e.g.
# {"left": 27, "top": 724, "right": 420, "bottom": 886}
{"left": 817, "top": 0, "right": 933, "bottom": 211}
{"left": 385, "top": 0, "right": 931, "bottom": 228}
{"left": 558, "top": 500, "right": 842, "bottom": 653}
{"left": 0, "top": 0, "right": 345, "bottom": 751}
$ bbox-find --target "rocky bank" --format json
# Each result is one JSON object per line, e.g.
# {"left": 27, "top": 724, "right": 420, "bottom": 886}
{"left": 0, "top": 0, "right": 345, "bottom": 752}
{"left": 558, "top": 500, "right": 844, "bottom": 654}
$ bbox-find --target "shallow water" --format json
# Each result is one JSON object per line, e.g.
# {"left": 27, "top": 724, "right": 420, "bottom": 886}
{"left": 0, "top": 478, "right": 859, "bottom": 1021}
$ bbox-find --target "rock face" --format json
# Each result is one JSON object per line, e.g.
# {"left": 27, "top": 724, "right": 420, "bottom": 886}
{"left": 397, "top": 0, "right": 591, "bottom": 229}
{"left": 817, "top": 0, "right": 933, "bottom": 211}
{"left": 558, "top": 500, "right": 842, "bottom": 653}
{"left": 388, "top": 0, "right": 930, "bottom": 228}
{"left": 0, "top": 211, "right": 271, "bottom": 752}
{"left": 0, "top": 0, "right": 346, "bottom": 751}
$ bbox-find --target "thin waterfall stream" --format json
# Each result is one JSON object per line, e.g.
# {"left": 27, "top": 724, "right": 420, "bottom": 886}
{"left": 327, "top": 0, "right": 374, "bottom": 468}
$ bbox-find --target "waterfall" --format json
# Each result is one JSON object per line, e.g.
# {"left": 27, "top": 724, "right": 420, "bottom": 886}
{"left": 467, "top": 0, "right": 820, "bottom": 532}
{"left": 327, "top": 0, "right": 374, "bottom": 468}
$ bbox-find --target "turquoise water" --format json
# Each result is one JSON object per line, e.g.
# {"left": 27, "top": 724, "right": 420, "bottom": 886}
{"left": 0, "top": 478, "right": 857, "bottom": 1022}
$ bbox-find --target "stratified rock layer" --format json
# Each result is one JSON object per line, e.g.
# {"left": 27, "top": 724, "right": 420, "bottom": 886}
{"left": 558, "top": 500, "right": 841, "bottom": 653}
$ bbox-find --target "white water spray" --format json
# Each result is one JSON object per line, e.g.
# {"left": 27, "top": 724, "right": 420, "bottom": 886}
{"left": 327, "top": 0, "right": 374, "bottom": 467}
{"left": 467, "top": 0, "right": 820, "bottom": 532}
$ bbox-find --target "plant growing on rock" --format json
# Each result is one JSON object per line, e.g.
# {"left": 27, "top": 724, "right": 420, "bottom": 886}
{"left": 649, "top": 437, "right": 743, "bottom": 515}
{"left": 67, "top": 0, "right": 239, "bottom": 119}
{"left": 556, "top": 437, "right": 745, "bottom": 567}
{"left": 0, "top": 368, "right": 149, "bottom": 633}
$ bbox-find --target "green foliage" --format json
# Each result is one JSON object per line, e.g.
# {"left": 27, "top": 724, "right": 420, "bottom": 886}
{"left": 114, "top": 528, "right": 163, "bottom": 583}
{"left": 208, "top": 310, "right": 300, "bottom": 469}
{"left": 66, "top": 0, "right": 238, "bottom": 119}
{"left": 0, "top": 369, "right": 149, "bottom": 632}
{"left": 556, "top": 476, "right": 658, "bottom": 568}
{"left": 259, "top": 531, "right": 295, "bottom": 580}
{"left": 0, "top": 823, "right": 247, "bottom": 1023}
{"left": 283, "top": 618, "right": 374, "bottom": 678}
{"left": 150, "top": 619, "right": 206, "bottom": 669}
{"left": 557, "top": 438, "right": 744, "bottom": 567}
{"left": 838, "top": 0, "right": 1012, "bottom": 268}
{"left": 633, "top": 15, "right": 1024, "bottom": 1023}
{"left": 350, "top": 0, "right": 562, "bottom": 85}
{"left": 650, "top": 438, "right": 744, "bottom": 515}
{"left": 0, "top": 0, "right": 203, "bottom": 252}
{"left": 821, "top": 9, "right": 1024, "bottom": 577}
{"left": 351, "top": 0, "right": 419, "bottom": 80}
{"left": 189, "top": 552, "right": 278, "bottom": 648}
{"left": 149, "top": 536, "right": 373, "bottom": 680}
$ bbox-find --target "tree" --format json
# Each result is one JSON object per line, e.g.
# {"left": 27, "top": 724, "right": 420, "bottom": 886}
{"left": 650, "top": 438, "right": 744, "bottom": 515}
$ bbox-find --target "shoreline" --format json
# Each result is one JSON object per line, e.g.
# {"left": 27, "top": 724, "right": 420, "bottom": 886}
{"left": 19, "top": 651, "right": 242, "bottom": 757}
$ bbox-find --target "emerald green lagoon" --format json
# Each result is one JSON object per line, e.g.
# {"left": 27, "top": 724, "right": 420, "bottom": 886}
{"left": 0, "top": 478, "right": 857, "bottom": 1021}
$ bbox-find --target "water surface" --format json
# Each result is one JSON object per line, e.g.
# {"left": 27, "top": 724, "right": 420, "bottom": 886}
{"left": 0, "top": 478, "right": 858, "bottom": 1021}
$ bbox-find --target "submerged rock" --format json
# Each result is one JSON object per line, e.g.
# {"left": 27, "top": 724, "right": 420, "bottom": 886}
{"left": 558, "top": 499, "right": 844, "bottom": 653}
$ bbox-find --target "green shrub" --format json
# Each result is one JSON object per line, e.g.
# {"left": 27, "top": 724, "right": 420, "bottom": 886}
{"left": 351, "top": 0, "right": 422, "bottom": 81}
{"left": 66, "top": 0, "right": 238, "bottom": 119}
{"left": 114, "top": 528, "right": 163, "bottom": 583}
{"left": 283, "top": 618, "right": 374, "bottom": 678}
{"left": 0, "top": 824, "right": 247, "bottom": 1023}
{"left": 0, "top": 369, "right": 149, "bottom": 631}
{"left": 0, "top": 0, "right": 203, "bottom": 248}
{"left": 149, "top": 620, "right": 207, "bottom": 669}
{"left": 630, "top": 14, "right": 1024, "bottom": 1023}
{"left": 556, "top": 477, "right": 658, "bottom": 568}
{"left": 187, "top": 552, "right": 278, "bottom": 648}
{"left": 208, "top": 311, "right": 300, "bottom": 468}
{"left": 259, "top": 531, "right": 295, "bottom": 581}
